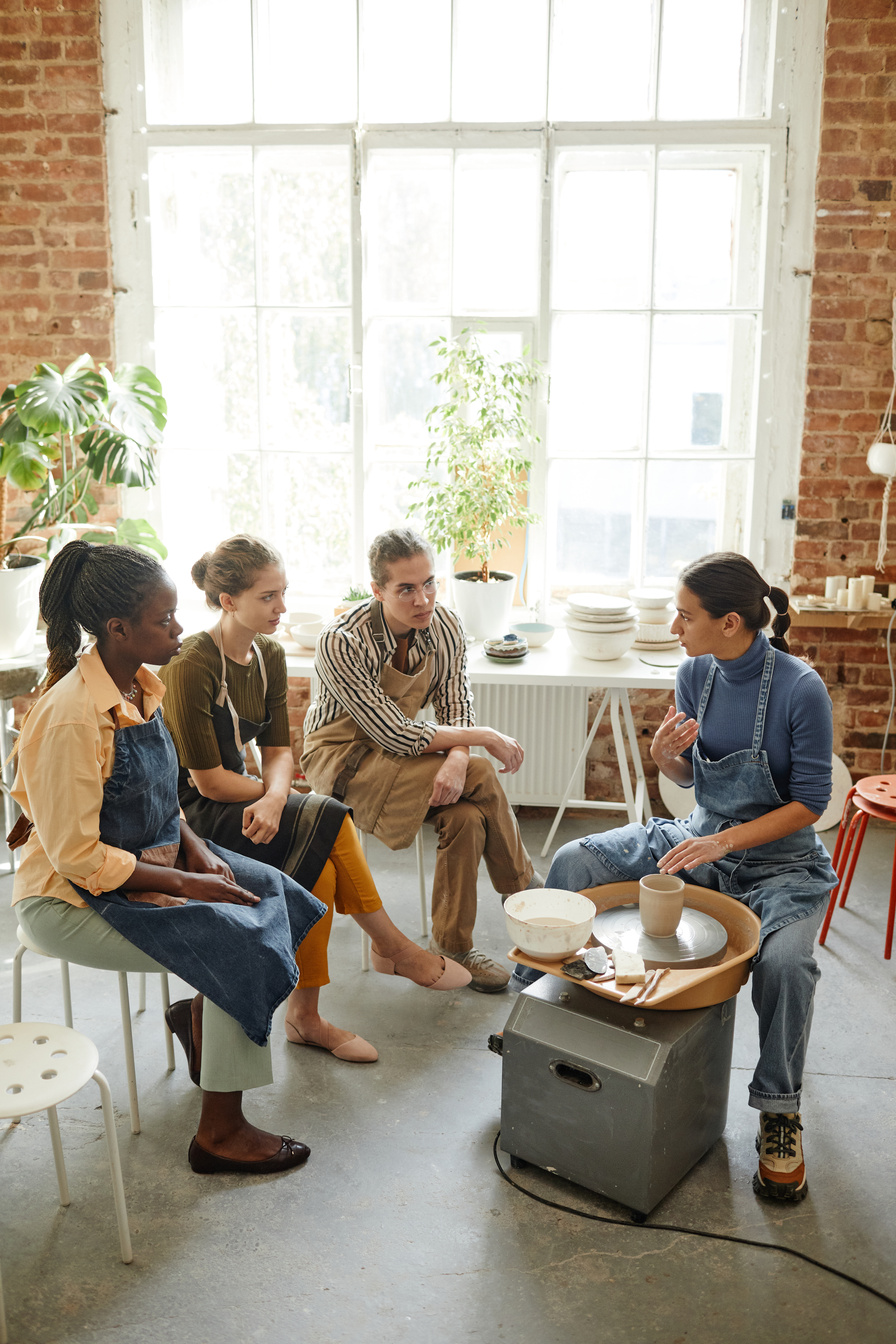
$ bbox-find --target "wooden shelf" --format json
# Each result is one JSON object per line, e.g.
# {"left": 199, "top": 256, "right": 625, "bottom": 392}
{"left": 788, "top": 600, "right": 895, "bottom": 630}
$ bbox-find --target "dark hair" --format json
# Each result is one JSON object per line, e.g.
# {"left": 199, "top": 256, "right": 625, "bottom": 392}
{"left": 678, "top": 551, "right": 791, "bottom": 653}
{"left": 191, "top": 534, "right": 283, "bottom": 609}
{"left": 368, "top": 527, "right": 433, "bottom": 589}
{"left": 40, "top": 540, "right": 168, "bottom": 689}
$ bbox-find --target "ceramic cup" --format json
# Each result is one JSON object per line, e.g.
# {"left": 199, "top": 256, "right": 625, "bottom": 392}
{"left": 639, "top": 873, "right": 686, "bottom": 938}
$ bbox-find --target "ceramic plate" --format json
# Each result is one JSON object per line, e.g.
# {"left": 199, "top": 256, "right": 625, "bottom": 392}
{"left": 566, "top": 607, "right": 637, "bottom": 624}
{"left": 567, "top": 593, "right": 634, "bottom": 616}
{"left": 593, "top": 903, "right": 728, "bottom": 969}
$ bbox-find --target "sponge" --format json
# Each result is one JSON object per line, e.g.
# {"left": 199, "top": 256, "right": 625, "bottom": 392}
{"left": 612, "top": 948, "right": 646, "bottom": 984}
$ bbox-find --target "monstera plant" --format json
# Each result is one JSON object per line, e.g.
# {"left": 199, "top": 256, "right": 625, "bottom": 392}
{"left": 0, "top": 353, "right": 168, "bottom": 560}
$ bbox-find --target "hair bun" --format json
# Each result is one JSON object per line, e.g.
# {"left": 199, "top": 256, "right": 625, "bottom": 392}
{"left": 191, "top": 554, "right": 210, "bottom": 589}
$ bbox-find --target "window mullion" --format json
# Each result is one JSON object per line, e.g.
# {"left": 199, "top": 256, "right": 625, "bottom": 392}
{"left": 528, "top": 126, "right": 551, "bottom": 617}
{"left": 351, "top": 127, "right": 366, "bottom": 582}
{"left": 636, "top": 142, "right": 660, "bottom": 584}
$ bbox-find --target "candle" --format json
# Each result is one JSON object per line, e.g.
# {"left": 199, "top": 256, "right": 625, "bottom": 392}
{"left": 825, "top": 575, "right": 846, "bottom": 600}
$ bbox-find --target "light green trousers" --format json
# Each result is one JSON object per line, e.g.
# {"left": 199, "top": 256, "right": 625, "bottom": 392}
{"left": 17, "top": 896, "right": 274, "bottom": 1092}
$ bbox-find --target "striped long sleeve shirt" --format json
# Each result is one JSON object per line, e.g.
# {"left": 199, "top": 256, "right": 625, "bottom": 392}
{"left": 304, "top": 600, "right": 475, "bottom": 757}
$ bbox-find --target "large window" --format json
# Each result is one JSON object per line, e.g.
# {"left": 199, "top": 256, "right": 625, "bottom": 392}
{"left": 105, "top": 0, "right": 822, "bottom": 616}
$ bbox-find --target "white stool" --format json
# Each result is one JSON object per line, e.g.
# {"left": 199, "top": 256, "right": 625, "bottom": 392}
{"left": 0, "top": 1021, "right": 133, "bottom": 1344}
{"left": 358, "top": 828, "right": 429, "bottom": 971}
{"left": 12, "top": 924, "right": 175, "bottom": 1134}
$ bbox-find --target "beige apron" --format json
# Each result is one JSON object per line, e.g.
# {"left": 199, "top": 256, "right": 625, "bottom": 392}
{"left": 302, "top": 604, "right": 441, "bottom": 849}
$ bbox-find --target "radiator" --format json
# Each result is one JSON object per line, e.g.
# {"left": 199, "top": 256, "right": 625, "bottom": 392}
{"left": 470, "top": 683, "right": 590, "bottom": 806}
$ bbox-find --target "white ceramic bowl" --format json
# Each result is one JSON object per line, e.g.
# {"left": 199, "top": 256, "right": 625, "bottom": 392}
{"left": 509, "top": 621, "right": 554, "bottom": 647}
{"left": 287, "top": 610, "right": 321, "bottom": 628}
{"left": 630, "top": 587, "right": 675, "bottom": 609}
{"left": 637, "top": 621, "right": 673, "bottom": 643}
{"left": 291, "top": 621, "right": 323, "bottom": 649}
{"left": 566, "top": 616, "right": 636, "bottom": 631}
{"left": 566, "top": 606, "right": 636, "bottom": 625}
{"left": 566, "top": 621, "right": 636, "bottom": 660}
{"left": 504, "top": 888, "right": 597, "bottom": 962}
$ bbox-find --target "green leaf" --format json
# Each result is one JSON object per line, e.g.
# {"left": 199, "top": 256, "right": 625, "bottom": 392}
{"left": 0, "top": 438, "right": 52, "bottom": 490}
{"left": 15, "top": 359, "right": 105, "bottom": 436}
{"left": 101, "top": 364, "right": 167, "bottom": 446}
{"left": 114, "top": 517, "right": 168, "bottom": 559}
{"left": 80, "top": 424, "right": 158, "bottom": 489}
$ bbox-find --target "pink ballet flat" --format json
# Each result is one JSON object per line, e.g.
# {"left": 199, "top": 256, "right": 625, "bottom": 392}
{"left": 370, "top": 946, "right": 473, "bottom": 991}
{"left": 284, "top": 1017, "right": 378, "bottom": 1063}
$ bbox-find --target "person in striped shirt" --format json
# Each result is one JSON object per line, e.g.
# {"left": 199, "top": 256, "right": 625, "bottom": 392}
{"left": 302, "top": 528, "right": 543, "bottom": 993}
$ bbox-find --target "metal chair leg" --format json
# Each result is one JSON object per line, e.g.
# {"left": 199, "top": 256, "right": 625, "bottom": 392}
{"left": 93, "top": 1069, "right": 133, "bottom": 1263}
{"left": 838, "top": 811, "right": 868, "bottom": 908}
{"left": 415, "top": 829, "right": 428, "bottom": 936}
{"left": 159, "top": 972, "right": 175, "bottom": 1070}
{"left": 46, "top": 1104, "right": 70, "bottom": 1207}
{"left": 117, "top": 973, "right": 141, "bottom": 1135}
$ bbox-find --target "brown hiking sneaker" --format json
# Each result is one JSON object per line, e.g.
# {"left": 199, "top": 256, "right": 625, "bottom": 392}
{"left": 428, "top": 940, "right": 510, "bottom": 993}
{"left": 753, "top": 1112, "right": 808, "bottom": 1202}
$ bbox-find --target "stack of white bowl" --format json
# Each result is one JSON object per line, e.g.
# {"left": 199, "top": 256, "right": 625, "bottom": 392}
{"left": 565, "top": 593, "right": 638, "bottom": 660}
{"left": 630, "top": 587, "right": 677, "bottom": 651}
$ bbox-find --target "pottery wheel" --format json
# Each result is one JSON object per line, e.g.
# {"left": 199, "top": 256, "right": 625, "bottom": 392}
{"left": 592, "top": 903, "right": 728, "bottom": 970}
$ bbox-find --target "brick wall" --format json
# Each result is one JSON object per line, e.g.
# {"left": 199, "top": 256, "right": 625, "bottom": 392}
{"left": 0, "top": 0, "right": 115, "bottom": 538}
{"left": 790, "top": 0, "right": 896, "bottom": 783}
{"left": 5, "top": 1, "right": 894, "bottom": 795}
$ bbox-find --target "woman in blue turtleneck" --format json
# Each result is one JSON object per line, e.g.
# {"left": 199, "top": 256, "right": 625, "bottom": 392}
{"left": 536, "top": 552, "right": 837, "bottom": 1206}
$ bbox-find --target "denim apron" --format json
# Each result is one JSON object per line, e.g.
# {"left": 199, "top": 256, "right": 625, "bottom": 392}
{"left": 175, "top": 628, "right": 348, "bottom": 889}
{"left": 584, "top": 647, "right": 837, "bottom": 944}
{"left": 69, "top": 709, "right": 326, "bottom": 1046}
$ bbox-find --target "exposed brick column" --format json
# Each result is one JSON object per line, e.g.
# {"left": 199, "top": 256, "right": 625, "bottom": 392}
{"left": 791, "top": 0, "right": 896, "bottom": 780}
{"left": 0, "top": 0, "right": 115, "bottom": 535}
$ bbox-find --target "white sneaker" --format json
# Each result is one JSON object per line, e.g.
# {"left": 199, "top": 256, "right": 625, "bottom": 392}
{"left": 753, "top": 1112, "right": 808, "bottom": 1202}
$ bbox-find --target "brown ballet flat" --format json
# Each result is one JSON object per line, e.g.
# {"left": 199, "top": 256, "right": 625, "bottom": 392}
{"left": 188, "top": 1135, "right": 310, "bottom": 1175}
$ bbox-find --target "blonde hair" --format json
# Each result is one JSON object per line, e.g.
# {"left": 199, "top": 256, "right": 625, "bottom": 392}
{"left": 368, "top": 528, "right": 433, "bottom": 588}
{"left": 192, "top": 535, "right": 283, "bottom": 609}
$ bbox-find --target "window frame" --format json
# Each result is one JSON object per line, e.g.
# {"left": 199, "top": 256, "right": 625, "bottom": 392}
{"left": 103, "top": 0, "right": 825, "bottom": 607}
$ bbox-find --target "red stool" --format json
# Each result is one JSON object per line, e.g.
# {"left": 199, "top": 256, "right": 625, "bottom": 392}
{"left": 820, "top": 774, "right": 896, "bottom": 960}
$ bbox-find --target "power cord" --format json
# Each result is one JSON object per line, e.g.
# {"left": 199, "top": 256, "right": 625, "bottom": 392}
{"left": 492, "top": 1131, "right": 896, "bottom": 1312}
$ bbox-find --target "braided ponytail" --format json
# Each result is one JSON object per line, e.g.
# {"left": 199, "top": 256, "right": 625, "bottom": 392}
{"left": 678, "top": 552, "right": 792, "bottom": 653}
{"left": 40, "top": 540, "right": 92, "bottom": 688}
{"left": 40, "top": 540, "right": 168, "bottom": 691}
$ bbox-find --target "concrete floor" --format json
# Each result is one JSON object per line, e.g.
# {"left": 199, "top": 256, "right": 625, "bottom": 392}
{"left": 1, "top": 814, "right": 894, "bottom": 1344}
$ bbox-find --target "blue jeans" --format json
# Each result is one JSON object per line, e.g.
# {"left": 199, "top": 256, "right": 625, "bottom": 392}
{"left": 525, "top": 829, "right": 828, "bottom": 1114}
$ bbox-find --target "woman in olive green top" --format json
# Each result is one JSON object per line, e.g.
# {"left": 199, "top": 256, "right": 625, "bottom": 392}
{"left": 159, "top": 536, "right": 470, "bottom": 1064}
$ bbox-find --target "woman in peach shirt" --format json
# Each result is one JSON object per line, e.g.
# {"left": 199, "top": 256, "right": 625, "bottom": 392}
{"left": 12, "top": 540, "right": 326, "bottom": 1175}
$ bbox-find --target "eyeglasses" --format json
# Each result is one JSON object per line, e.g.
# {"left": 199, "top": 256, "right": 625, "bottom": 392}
{"left": 392, "top": 579, "right": 438, "bottom": 603}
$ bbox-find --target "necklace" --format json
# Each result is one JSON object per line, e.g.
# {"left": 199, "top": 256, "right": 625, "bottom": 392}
{"left": 122, "top": 681, "right": 139, "bottom": 702}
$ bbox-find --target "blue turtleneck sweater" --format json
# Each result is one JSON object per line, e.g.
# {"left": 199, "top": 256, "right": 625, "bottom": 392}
{"left": 676, "top": 630, "right": 833, "bottom": 816}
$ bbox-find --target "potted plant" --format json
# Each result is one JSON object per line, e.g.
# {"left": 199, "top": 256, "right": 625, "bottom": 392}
{"left": 0, "top": 354, "right": 167, "bottom": 657}
{"left": 407, "top": 329, "right": 541, "bottom": 641}
{"left": 334, "top": 583, "right": 371, "bottom": 617}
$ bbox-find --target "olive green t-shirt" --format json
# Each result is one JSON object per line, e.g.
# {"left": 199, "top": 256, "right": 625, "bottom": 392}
{"left": 159, "top": 630, "right": 290, "bottom": 772}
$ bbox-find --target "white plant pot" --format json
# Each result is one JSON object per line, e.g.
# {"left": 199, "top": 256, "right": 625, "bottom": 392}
{"left": 450, "top": 570, "right": 517, "bottom": 642}
{"left": 0, "top": 554, "right": 44, "bottom": 659}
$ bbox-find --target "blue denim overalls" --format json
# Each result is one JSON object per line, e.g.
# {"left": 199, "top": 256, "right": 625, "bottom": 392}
{"left": 542, "top": 647, "right": 838, "bottom": 1108}
{"left": 69, "top": 709, "right": 326, "bottom": 1046}
{"left": 573, "top": 647, "right": 837, "bottom": 930}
